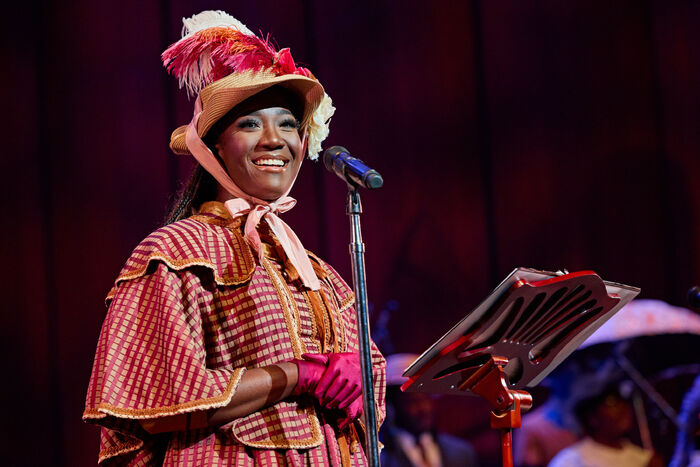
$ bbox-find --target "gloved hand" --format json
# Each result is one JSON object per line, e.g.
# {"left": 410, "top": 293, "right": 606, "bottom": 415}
{"left": 290, "top": 355, "right": 328, "bottom": 396}
{"left": 304, "top": 352, "right": 364, "bottom": 429}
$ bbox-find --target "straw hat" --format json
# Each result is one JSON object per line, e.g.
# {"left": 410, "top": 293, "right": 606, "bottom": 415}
{"left": 162, "top": 11, "right": 334, "bottom": 159}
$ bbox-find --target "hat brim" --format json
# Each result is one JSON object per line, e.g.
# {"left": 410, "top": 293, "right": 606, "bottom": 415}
{"left": 170, "top": 71, "right": 324, "bottom": 156}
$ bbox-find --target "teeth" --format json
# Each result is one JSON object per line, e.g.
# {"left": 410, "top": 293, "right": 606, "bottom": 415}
{"left": 254, "top": 159, "right": 285, "bottom": 167}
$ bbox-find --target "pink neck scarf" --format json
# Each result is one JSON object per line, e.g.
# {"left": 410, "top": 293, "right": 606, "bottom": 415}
{"left": 184, "top": 96, "right": 321, "bottom": 291}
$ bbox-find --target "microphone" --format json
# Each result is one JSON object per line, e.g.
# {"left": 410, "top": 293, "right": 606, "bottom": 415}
{"left": 688, "top": 286, "right": 700, "bottom": 309}
{"left": 323, "top": 146, "right": 384, "bottom": 189}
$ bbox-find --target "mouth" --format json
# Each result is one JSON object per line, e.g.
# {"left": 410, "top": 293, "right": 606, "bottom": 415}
{"left": 251, "top": 156, "right": 289, "bottom": 171}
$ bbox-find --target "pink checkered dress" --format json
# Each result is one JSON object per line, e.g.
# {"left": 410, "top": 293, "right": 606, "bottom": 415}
{"left": 84, "top": 202, "right": 386, "bottom": 466}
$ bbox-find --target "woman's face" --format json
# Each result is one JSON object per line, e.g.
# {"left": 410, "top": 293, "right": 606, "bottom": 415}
{"left": 214, "top": 90, "right": 304, "bottom": 201}
{"left": 592, "top": 393, "right": 634, "bottom": 437}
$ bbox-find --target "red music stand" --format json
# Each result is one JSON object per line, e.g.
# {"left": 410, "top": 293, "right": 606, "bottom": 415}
{"left": 401, "top": 268, "right": 640, "bottom": 467}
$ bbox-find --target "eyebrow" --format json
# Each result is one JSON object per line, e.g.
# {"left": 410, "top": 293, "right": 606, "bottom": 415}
{"left": 247, "top": 108, "right": 296, "bottom": 117}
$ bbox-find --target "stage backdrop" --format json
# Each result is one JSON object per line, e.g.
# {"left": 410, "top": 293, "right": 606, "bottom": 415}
{"left": 1, "top": 1, "right": 698, "bottom": 465}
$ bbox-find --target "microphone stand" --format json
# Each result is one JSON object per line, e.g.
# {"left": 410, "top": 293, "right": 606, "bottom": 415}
{"left": 346, "top": 184, "right": 380, "bottom": 466}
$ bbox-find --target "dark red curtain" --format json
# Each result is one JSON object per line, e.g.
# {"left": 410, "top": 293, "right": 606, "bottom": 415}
{"left": 2, "top": 1, "right": 698, "bottom": 465}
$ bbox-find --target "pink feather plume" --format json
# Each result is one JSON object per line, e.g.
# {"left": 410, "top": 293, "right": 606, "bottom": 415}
{"left": 162, "top": 27, "right": 311, "bottom": 96}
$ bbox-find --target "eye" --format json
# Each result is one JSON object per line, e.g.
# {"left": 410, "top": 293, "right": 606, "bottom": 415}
{"left": 280, "top": 117, "right": 300, "bottom": 130}
{"left": 237, "top": 118, "right": 261, "bottom": 129}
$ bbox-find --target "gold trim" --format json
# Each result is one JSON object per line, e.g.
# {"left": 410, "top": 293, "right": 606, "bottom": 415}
{"left": 287, "top": 275, "right": 308, "bottom": 354}
{"left": 97, "top": 438, "right": 142, "bottom": 464}
{"left": 83, "top": 368, "right": 246, "bottom": 420}
{"left": 106, "top": 253, "right": 255, "bottom": 302}
{"left": 339, "top": 293, "right": 355, "bottom": 313}
{"left": 116, "top": 255, "right": 251, "bottom": 284}
{"left": 321, "top": 295, "right": 332, "bottom": 351}
{"left": 196, "top": 201, "right": 237, "bottom": 221}
{"left": 323, "top": 279, "right": 348, "bottom": 351}
{"left": 301, "top": 290, "right": 319, "bottom": 346}
{"left": 315, "top": 258, "right": 355, "bottom": 313}
{"left": 189, "top": 215, "right": 238, "bottom": 228}
{"left": 262, "top": 258, "right": 303, "bottom": 358}
{"left": 231, "top": 402, "right": 324, "bottom": 449}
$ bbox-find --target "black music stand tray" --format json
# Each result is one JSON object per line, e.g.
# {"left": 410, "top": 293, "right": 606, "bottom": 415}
{"left": 401, "top": 268, "right": 640, "bottom": 467}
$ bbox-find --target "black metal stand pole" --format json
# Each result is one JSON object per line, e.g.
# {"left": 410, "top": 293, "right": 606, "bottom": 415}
{"left": 346, "top": 185, "right": 380, "bottom": 466}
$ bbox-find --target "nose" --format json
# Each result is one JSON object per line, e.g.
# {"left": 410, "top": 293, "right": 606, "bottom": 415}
{"left": 258, "top": 122, "right": 284, "bottom": 149}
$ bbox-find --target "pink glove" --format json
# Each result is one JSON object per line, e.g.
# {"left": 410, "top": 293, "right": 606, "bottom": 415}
{"left": 305, "top": 352, "right": 364, "bottom": 428}
{"left": 290, "top": 355, "right": 328, "bottom": 396}
{"left": 336, "top": 388, "right": 363, "bottom": 431}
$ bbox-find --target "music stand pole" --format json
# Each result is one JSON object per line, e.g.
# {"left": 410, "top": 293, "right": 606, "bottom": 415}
{"left": 346, "top": 185, "right": 380, "bottom": 466}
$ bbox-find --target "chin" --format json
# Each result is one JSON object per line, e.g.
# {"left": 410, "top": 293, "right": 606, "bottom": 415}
{"left": 240, "top": 182, "right": 287, "bottom": 201}
{"left": 237, "top": 173, "right": 295, "bottom": 201}
{"left": 256, "top": 191, "right": 286, "bottom": 202}
{"left": 250, "top": 180, "right": 291, "bottom": 199}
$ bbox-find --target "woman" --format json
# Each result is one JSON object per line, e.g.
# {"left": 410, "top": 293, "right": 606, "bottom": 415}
{"left": 83, "top": 11, "right": 385, "bottom": 466}
{"left": 548, "top": 385, "right": 662, "bottom": 467}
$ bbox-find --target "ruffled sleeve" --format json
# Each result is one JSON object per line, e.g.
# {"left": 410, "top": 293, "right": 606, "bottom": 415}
{"left": 83, "top": 262, "right": 247, "bottom": 462}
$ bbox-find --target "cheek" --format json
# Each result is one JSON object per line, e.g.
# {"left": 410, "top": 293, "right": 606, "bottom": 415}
{"left": 284, "top": 134, "right": 304, "bottom": 173}
{"left": 284, "top": 129, "right": 303, "bottom": 152}
{"left": 220, "top": 136, "right": 253, "bottom": 168}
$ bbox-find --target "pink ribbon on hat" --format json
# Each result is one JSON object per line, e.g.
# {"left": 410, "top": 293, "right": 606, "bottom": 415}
{"left": 184, "top": 95, "right": 321, "bottom": 291}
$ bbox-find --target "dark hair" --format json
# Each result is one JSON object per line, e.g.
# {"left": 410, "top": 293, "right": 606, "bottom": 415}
{"left": 164, "top": 103, "right": 233, "bottom": 225}
{"left": 165, "top": 164, "right": 219, "bottom": 225}
{"left": 573, "top": 384, "right": 626, "bottom": 433}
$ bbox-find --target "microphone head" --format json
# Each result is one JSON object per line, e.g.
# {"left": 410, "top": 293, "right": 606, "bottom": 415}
{"left": 364, "top": 171, "right": 384, "bottom": 189}
{"left": 323, "top": 146, "right": 349, "bottom": 171}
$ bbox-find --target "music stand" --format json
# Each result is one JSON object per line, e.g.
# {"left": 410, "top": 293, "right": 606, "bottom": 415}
{"left": 401, "top": 268, "right": 640, "bottom": 467}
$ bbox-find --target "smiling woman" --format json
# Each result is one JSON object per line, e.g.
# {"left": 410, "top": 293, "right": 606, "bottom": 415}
{"left": 82, "top": 10, "right": 385, "bottom": 467}
{"left": 211, "top": 87, "right": 305, "bottom": 202}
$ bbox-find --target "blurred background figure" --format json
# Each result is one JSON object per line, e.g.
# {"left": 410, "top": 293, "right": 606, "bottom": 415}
{"left": 578, "top": 298, "right": 700, "bottom": 463}
{"left": 514, "top": 354, "right": 625, "bottom": 467}
{"left": 515, "top": 299, "right": 700, "bottom": 466}
{"left": 380, "top": 353, "right": 480, "bottom": 467}
{"left": 513, "top": 361, "right": 582, "bottom": 467}
{"left": 670, "top": 374, "right": 700, "bottom": 467}
{"left": 548, "top": 383, "right": 664, "bottom": 467}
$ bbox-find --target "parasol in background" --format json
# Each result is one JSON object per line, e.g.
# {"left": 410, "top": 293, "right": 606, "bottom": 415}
{"left": 576, "top": 299, "right": 700, "bottom": 455}
{"left": 580, "top": 299, "right": 700, "bottom": 349}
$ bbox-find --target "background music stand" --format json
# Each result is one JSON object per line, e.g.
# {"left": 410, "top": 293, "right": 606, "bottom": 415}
{"left": 401, "top": 268, "right": 640, "bottom": 467}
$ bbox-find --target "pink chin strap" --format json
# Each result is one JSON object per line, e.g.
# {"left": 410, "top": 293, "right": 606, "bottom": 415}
{"left": 184, "top": 95, "right": 321, "bottom": 291}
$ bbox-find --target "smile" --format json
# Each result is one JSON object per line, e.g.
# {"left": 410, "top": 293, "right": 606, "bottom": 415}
{"left": 253, "top": 158, "right": 287, "bottom": 167}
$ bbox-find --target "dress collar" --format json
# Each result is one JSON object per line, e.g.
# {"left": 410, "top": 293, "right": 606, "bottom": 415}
{"left": 191, "top": 201, "right": 241, "bottom": 228}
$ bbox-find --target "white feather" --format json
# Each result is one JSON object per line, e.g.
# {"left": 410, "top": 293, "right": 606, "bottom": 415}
{"left": 174, "top": 11, "right": 255, "bottom": 97}
{"left": 180, "top": 10, "right": 254, "bottom": 38}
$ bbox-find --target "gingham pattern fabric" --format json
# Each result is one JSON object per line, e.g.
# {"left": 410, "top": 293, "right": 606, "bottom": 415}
{"left": 84, "top": 202, "right": 386, "bottom": 466}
